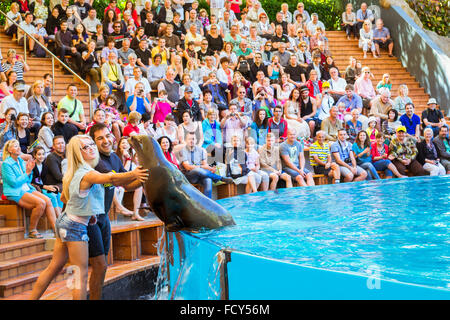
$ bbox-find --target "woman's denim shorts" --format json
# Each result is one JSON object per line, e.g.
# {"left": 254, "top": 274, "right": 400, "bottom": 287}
{"left": 55, "top": 212, "right": 89, "bottom": 242}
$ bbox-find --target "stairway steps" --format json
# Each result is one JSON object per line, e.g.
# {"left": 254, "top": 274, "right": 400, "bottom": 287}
{"left": 0, "top": 266, "right": 68, "bottom": 298}
{"left": 0, "top": 251, "right": 53, "bottom": 281}
{"left": 0, "top": 228, "right": 25, "bottom": 245}
{"left": 0, "top": 216, "right": 5, "bottom": 228}
{"left": 0, "top": 239, "right": 46, "bottom": 262}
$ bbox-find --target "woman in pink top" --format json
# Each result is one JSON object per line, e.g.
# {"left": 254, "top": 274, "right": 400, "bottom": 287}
{"left": 151, "top": 90, "right": 173, "bottom": 127}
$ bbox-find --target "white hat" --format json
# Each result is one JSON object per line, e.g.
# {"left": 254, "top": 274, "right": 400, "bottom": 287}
{"left": 368, "top": 116, "right": 377, "bottom": 124}
{"left": 427, "top": 98, "right": 437, "bottom": 105}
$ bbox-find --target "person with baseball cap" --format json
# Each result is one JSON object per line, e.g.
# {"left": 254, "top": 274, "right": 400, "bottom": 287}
{"left": 421, "top": 98, "right": 445, "bottom": 137}
{"left": 387, "top": 125, "right": 427, "bottom": 176}
{"left": 0, "top": 81, "right": 29, "bottom": 119}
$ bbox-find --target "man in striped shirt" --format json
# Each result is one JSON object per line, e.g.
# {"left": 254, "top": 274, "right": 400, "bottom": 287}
{"left": 309, "top": 130, "right": 341, "bottom": 183}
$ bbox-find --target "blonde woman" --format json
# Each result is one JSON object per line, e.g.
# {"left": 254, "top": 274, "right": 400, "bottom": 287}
{"left": 376, "top": 73, "right": 392, "bottom": 93}
{"left": 359, "top": 19, "right": 377, "bottom": 58}
{"left": 1, "top": 139, "right": 56, "bottom": 239}
{"left": 393, "top": 84, "right": 412, "bottom": 115}
{"left": 31, "top": 135, "right": 148, "bottom": 300}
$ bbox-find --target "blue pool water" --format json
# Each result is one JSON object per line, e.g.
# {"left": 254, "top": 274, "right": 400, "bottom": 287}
{"left": 194, "top": 176, "right": 450, "bottom": 291}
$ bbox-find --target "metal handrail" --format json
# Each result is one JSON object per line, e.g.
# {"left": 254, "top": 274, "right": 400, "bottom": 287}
{"left": 0, "top": 9, "right": 92, "bottom": 119}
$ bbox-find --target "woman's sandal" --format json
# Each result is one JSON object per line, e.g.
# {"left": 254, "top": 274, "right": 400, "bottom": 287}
{"left": 29, "top": 230, "right": 44, "bottom": 239}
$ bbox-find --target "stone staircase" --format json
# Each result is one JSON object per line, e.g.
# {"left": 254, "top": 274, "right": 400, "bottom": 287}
{"left": 0, "top": 215, "right": 67, "bottom": 298}
{"left": 0, "top": 33, "right": 92, "bottom": 120}
{"left": 327, "top": 31, "right": 431, "bottom": 115}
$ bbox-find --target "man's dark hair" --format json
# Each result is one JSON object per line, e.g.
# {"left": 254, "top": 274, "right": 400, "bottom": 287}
{"left": 53, "top": 135, "right": 65, "bottom": 143}
{"left": 345, "top": 84, "right": 354, "bottom": 91}
{"left": 89, "top": 123, "right": 108, "bottom": 140}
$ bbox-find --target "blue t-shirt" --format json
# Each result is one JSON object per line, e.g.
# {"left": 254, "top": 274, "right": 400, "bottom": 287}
{"left": 280, "top": 140, "right": 304, "bottom": 168}
{"left": 126, "top": 95, "right": 150, "bottom": 115}
{"left": 399, "top": 114, "right": 421, "bottom": 135}
{"left": 330, "top": 140, "right": 352, "bottom": 162}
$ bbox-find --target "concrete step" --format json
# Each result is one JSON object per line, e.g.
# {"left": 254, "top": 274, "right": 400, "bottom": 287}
{"left": 0, "top": 228, "right": 25, "bottom": 245}
{"left": 0, "top": 239, "right": 46, "bottom": 262}
{"left": 0, "top": 266, "right": 68, "bottom": 298}
{"left": 0, "top": 251, "right": 53, "bottom": 281}
{"left": 0, "top": 216, "right": 5, "bottom": 228}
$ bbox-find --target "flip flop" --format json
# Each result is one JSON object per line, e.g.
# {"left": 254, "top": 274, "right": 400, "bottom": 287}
{"left": 29, "top": 230, "right": 43, "bottom": 239}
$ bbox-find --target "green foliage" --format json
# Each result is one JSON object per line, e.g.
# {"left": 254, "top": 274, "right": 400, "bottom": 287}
{"left": 0, "top": 0, "right": 13, "bottom": 24}
{"left": 258, "top": 0, "right": 343, "bottom": 30}
{"left": 406, "top": 0, "right": 449, "bottom": 37}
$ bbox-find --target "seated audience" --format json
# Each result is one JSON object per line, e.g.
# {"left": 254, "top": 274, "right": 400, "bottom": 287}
{"left": 330, "top": 129, "right": 367, "bottom": 182}
{"left": 388, "top": 126, "right": 427, "bottom": 176}
{"left": 280, "top": 128, "right": 315, "bottom": 187}
{"left": 399, "top": 103, "right": 421, "bottom": 141}
{"left": 2, "top": 139, "right": 56, "bottom": 239}
{"left": 432, "top": 126, "right": 450, "bottom": 174}
{"left": 309, "top": 130, "right": 340, "bottom": 183}
{"left": 352, "top": 130, "right": 380, "bottom": 180}
{"left": 421, "top": 98, "right": 445, "bottom": 137}
{"left": 51, "top": 108, "right": 79, "bottom": 143}
{"left": 181, "top": 132, "right": 232, "bottom": 198}
{"left": 416, "top": 128, "right": 446, "bottom": 176}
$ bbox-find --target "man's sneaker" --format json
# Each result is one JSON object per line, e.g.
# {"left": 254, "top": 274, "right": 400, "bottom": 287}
{"left": 221, "top": 177, "right": 234, "bottom": 184}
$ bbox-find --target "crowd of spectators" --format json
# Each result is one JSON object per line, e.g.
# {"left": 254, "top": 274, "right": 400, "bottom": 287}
{"left": 0, "top": 1, "right": 449, "bottom": 239}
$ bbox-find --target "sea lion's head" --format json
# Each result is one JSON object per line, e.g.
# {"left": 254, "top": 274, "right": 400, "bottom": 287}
{"left": 129, "top": 135, "right": 163, "bottom": 168}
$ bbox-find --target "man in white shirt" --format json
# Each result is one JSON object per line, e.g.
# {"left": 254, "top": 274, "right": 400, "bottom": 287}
{"left": 124, "top": 66, "right": 151, "bottom": 101}
{"left": 82, "top": 8, "right": 101, "bottom": 36}
{"left": 306, "top": 13, "right": 326, "bottom": 37}
{"left": 200, "top": 56, "right": 218, "bottom": 84}
{"left": 0, "top": 81, "right": 30, "bottom": 119}
{"left": 328, "top": 67, "right": 347, "bottom": 101}
{"left": 18, "top": 13, "right": 45, "bottom": 53}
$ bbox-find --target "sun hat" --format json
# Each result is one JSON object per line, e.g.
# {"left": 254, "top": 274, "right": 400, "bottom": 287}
{"left": 427, "top": 98, "right": 437, "bottom": 105}
{"left": 368, "top": 116, "right": 377, "bottom": 124}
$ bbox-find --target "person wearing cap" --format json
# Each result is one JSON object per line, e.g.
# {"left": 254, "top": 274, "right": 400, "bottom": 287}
{"left": 416, "top": 128, "right": 446, "bottom": 176}
{"left": 175, "top": 86, "right": 202, "bottom": 124}
{"left": 0, "top": 81, "right": 29, "bottom": 120}
{"left": 299, "top": 85, "right": 318, "bottom": 141}
{"left": 366, "top": 116, "right": 379, "bottom": 144}
{"left": 421, "top": 98, "right": 445, "bottom": 137}
{"left": 316, "top": 81, "right": 334, "bottom": 122}
{"left": 388, "top": 126, "right": 427, "bottom": 176}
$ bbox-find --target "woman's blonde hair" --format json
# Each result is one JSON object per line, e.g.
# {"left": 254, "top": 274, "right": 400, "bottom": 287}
{"left": 62, "top": 135, "right": 99, "bottom": 201}
{"left": 32, "top": 80, "right": 44, "bottom": 94}
{"left": 2, "top": 139, "right": 19, "bottom": 161}
{"left": 398, "top": 83, "right": 408, "bottom": 96}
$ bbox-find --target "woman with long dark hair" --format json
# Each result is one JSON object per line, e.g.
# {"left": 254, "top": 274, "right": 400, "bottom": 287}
{"left": 157, "top": 135, "right": 179, "bottom": 169}
{"left": 352, "top": 130, "right": 380, "bottom": 180}
{"left": 249, "top": 108, "right": 269, "bottom": 149}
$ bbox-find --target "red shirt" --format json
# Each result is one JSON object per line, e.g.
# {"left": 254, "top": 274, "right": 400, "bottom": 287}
{"left": 370, "top": 142, "right": 389, "bottom": 161}
{"left": 123, "top": 123, "right": 140, "bottom": 137}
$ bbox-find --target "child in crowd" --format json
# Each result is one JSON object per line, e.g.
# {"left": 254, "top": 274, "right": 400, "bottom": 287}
{"left": 198, "top": 9, "right": 210, "bottom": 30}
{"left": 151, "top": 90, "right": 173, "bottom": 128}
{"left": 366, "top": 116, "right": 379, "bottom": 144}
{"left": 31, "top": 146, "right": 63, "bottom": 217}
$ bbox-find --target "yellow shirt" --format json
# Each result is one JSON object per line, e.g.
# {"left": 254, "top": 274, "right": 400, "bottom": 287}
{"left": 107, "top": 63, "right": 119, "bottom": 82}
{"left": 151, "top": 46, "right": 168, "bottom": 64}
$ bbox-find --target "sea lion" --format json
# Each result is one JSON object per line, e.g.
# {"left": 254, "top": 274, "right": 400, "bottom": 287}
{"left": 129, "top": 135, "right": 236, "bottom": 232}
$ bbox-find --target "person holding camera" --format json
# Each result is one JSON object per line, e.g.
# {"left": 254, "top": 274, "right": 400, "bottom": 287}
{"left": 330, "top": 129, "right": 367, "bottom": 182}
{"left": 201, "top": 72, "right": 229, "bottom": 118}
{"left": 220, "top": 102, "right": 247, "bottom": 148}
{"left": 252, "top": 86, "right": 276, "bottom": 118}
{"left": 126, "top": 82, "right": 151, "bottom": 115}
{"left": 175, "top": 87, "right": 202, "bottom": 124}
{"left": 0, "top": 108, "right": 18, "bottom": 159}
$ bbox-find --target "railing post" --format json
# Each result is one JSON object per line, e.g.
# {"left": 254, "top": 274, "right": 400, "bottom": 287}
{"left": 23, "top": 34, "right": 27, "bottom": 63}
{"left": 51, "top": 56, "right": 55, "bottom": 92}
